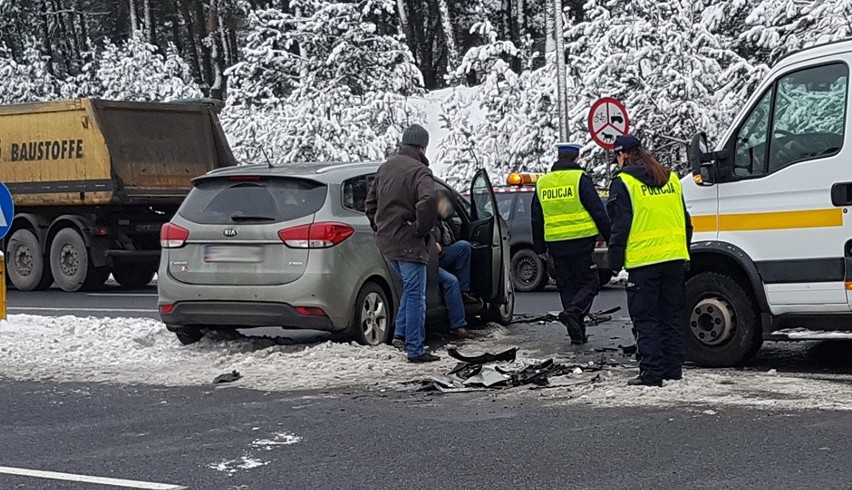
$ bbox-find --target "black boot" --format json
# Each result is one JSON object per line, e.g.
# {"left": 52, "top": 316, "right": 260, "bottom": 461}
{"left": 627, "top": 376, "right": 663, "bottom": 387}
{"left": 559, "top": 312, "right": 587, "bottom": 344}
{"left": 408, "top": 352, "right": 441, "bottom": 363}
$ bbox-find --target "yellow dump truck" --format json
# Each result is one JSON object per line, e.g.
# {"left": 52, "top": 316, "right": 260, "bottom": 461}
{"left": 0, "top": 98, "right": 235, "bottom": 291}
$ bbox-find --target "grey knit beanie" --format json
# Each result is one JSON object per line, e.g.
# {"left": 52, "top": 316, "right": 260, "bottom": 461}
{"left": 401, "top": 124, "right": 429, "bottom": 148}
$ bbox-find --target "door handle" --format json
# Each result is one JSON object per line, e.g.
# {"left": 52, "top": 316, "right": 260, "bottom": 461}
{"left": 830, "top": 182, "right": 852, "bottom": 206}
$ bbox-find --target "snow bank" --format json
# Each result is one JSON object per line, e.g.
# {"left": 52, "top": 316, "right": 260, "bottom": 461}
{"left": 0, "top": 315, "right": 469, "bottom": 390}
{"left": 1, "top": 315, "right": 850, "bottom": 412}
{"left": 524, "top": 368, "right": 852, "bottom": 412}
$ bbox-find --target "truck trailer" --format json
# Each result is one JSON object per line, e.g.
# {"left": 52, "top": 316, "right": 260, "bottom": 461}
{"left": 0, "top": 98, "right": 235, "bottom": 292}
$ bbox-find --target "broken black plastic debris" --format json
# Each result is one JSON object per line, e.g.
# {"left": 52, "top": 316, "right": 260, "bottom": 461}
{"left": 447, "top": 347, "right": 518, "bottom": 364}
{"left": 213, "top": 370, "right": 242, "bottom": 384}
{"left": 619, "top": 344, "right": 638, "bottom": 355}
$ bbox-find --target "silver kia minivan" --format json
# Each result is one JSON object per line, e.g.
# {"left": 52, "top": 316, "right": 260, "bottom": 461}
{"left": 158, "top": 162, "right": 514, "bottom": 345}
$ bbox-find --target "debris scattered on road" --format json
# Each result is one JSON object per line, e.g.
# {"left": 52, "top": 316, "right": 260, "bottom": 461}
{"left": 213, "top": 370, "right": 242, "bottom": 384}
{"left": 620, "top": 344, "right": 637, "bottom": 355}
{"left": 447, "top": 347, "right": 518, "bottom": 363}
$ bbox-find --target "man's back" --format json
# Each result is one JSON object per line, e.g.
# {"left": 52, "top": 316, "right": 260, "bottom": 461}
{"left": 366, "top": 145, "right": 438, "bottom": 264}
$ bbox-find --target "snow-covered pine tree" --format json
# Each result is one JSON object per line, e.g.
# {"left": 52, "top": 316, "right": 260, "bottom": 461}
{"left": 223, "top": 0, "right": 424, "bottom": 164}
{"left": 0, "top": 40, "right": 62, "bottom": 103}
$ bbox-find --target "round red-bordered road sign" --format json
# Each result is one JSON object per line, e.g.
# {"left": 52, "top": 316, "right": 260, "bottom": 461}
{"left": 588, "top": 97, "right": 630, "bottom": 150}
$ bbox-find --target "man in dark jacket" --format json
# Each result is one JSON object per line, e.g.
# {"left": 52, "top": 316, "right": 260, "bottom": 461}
{"left": 531, "top": 143, "right": 612, "bottom": 344}
{"left": 365, "top": 124, "right": 439, "bottom": 363}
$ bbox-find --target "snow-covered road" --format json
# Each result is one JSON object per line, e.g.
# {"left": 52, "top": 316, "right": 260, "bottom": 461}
{"left": 1, "top": 314, "right": 850, "bottom": 411}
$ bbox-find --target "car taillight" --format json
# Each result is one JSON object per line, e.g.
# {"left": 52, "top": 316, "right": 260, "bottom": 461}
{"left": 295, "top": 306, "right": 327, "bottom": 317}
{"left": 159, "top": 304, "right": 175, "bottom": 314}
{"left": 160, "top": 223, "right": 189, "bottom": 248}
{"left": 278, "top": 222, "right": 354, "bottom": 248}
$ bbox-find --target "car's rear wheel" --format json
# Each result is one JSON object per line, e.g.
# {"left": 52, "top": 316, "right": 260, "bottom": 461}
{"left": 113, "top": 264, "right": 156, "bottom": 289}
{"left": 6, "top": 229, "right": 53, "bottom": 291}
{"left": 683, "top": 272, "right": 762, "bottom": 367}
{"left": 168, "top": 325, "right": 205, "bottom": 345}
{"left": 510, "top": 248, "right": 548, "bottom": 292}
{"left": 348, "top": 282, "right": 391, "bottom": 346}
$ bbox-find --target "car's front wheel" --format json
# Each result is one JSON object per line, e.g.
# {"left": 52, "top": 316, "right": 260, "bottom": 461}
{"left": 683, "top": 272, "right": 762, "bottom": 367}
{"left": 347, "top": 282, "right": 392, "bottom": 346}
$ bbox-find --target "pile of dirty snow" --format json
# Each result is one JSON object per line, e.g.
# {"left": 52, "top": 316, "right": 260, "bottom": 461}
{"left": 0, "top": 315, "right": 514, "bottom": 391}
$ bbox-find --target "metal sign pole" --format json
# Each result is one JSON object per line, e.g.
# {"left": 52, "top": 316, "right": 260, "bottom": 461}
{"left": 553, "top": 0, "right": 569, "bottom": 142}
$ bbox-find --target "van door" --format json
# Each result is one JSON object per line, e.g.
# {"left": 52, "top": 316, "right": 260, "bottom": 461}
{"left": 468, "top": 170, "right": 510, "bottom": 302}
{"left": 716, "top": 61, "right": 851, "bottom": 313}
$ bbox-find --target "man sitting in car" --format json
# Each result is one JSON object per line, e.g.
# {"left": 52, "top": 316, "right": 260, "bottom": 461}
{"left": 433, "top": 190, "right": 479, "bottom": 339}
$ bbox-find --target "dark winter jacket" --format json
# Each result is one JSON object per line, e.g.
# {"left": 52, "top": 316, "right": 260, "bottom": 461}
{"left": 531, "top": 159, "right": 612, "bottom": 256}
{"left": 365, "top": 145, "right": 438, "bottom": 264}
{"left": 431, "top": 219, "right": 456, "bottom": 248}
{"left": 606, "top": 165, "right": 693, "bottom": 271}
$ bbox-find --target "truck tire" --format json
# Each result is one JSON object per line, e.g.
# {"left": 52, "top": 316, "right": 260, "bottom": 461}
{"left": 113, "top": 265, "right": 156, "bottom": 289}
{"left": 683, "top": 272, "right": 763, "bottom": 368}
{"left": 6, "top": 229, "right": 52, "bottom": 291}
{"left": 511, "top": 248, "right": 548, "bottom": 292}
{"left": 49, "top": 227, "right": 108, "bottom": 292}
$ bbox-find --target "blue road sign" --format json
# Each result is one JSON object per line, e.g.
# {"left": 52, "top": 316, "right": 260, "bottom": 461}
{"left": 0, "top": 182, "right": 14, "bottom": 240}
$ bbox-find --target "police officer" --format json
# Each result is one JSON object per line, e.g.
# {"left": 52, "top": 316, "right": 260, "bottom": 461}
{"left": 607, "top": 135, "right": 692, "bottom": 387}
{"left": 532, "top": 143, "right": 611, "bottom": 344}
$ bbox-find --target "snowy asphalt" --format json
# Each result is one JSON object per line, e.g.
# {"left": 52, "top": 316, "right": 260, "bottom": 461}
{"left": 1, "top": 379, "right": 850, "bottom": 490}
{"left": 3, "top": 287, "right": 852, "bottom": 488}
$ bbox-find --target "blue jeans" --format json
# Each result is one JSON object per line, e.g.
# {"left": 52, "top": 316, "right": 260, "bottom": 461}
{"left": 439, "top": 240, "right": 471, "bottom": 292}
{"left": 390, "top": 260, "right": 427, "bottom": 358}
{"left": 439, "top": 268, "right": 467, "bottom": 329}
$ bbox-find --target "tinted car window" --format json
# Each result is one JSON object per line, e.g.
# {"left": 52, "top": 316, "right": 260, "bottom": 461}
{"left": 179, "top": 177, "right": 327, "bottom": 224}
{"left": 343, "top": 174, "right": 375, "bottom": 213}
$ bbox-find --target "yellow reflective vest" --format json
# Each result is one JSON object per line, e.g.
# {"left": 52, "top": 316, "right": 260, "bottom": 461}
{"left": 536, "top": 169, "right": 599, "bottom": 242}
{"left": 621, "top": 171, "right": 690, "bottom": 268}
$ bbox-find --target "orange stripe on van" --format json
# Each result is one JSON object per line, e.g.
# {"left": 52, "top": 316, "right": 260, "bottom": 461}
{"left": 691, "top": 208, "right": 843, "bottom": 232}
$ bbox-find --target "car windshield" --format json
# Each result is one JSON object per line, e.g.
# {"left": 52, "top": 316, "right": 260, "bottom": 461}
{"left": 178, "top": 177, "right": 327, "bottom": 224}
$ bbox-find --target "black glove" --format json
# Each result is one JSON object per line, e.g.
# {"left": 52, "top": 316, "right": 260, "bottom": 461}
{"left": 608, "top": 245, "right": 625, "bottom": 273}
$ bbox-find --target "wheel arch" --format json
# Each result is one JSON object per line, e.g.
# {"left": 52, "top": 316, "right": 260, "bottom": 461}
{"left": 9, "top": 214, "right": 50, "bottom": 248}
{"left": 688, "top": 241, "right": 769, "bottom": 312}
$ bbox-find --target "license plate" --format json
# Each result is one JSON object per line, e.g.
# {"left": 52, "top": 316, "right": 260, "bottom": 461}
{"left": 204, "top": 245, "right": 264, "bottom": 263}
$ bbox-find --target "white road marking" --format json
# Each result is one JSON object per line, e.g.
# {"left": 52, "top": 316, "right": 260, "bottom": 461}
{"left": 87, "top": 293, "right": 158, "bottom": 297}
{"left": 0, "top": 466, "right": 186, "bottom": 489}
{"left": 8, "top": 307, "right": 156, "bottom": 313}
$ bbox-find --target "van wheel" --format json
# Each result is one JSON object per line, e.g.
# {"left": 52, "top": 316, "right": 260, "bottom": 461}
{"left": 49, "top": 228, "right": 107, "bottom": 292}
{"left": 683, "top": 272, "right": 762, "bottom": 367}
{"left": 348, "top": 282, "right": 391, "bottom": 346}
{"left": 113, "top": 265, "right": 156, "bottom": 289}
{"left": 511, "top": 249, "right": 548, "bottom": 292}
{"left": 6, "top": 229, "right": 52, "bottom": 291}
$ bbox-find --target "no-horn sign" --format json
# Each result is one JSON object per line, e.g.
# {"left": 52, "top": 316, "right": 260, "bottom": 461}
{"left": 588, "top": 97, "right": 630, "bottom": 150}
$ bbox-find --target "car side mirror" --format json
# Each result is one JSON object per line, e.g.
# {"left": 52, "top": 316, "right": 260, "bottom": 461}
{"left": 688, "top": 132, "right": 716, "bottom": 186}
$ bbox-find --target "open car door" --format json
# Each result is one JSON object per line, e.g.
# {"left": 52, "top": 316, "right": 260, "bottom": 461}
{"left": 469, "top": 169, "right": 511, "bottom": 306}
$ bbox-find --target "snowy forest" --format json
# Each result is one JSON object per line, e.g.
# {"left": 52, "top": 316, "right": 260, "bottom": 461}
{"left": 1, "top": 0, "right": 851, "bottom": 185}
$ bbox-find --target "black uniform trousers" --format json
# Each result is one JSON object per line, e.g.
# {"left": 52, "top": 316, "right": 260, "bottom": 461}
{"left": 626, "top": 260, "right": 686, "bottom": 382}
{"left": 552, "top": 252, "right": 600, "bottom": 322}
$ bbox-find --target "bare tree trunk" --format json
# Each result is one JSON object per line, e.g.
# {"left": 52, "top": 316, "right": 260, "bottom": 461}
{"left": 129, "top": 0, "right": 138, "bottom": 34}
{"left": 436, "top": 0, "right": 458, "bottom": 72}
{"left": 396, "top": 0, "right": 417, "bottom": 62}
{"left": 38, "top": 1, "right": 55, "bottom": 75}
{"left": 195, "top": 0, "right": 213, "bottom": 89}
{"left": 208, "top": 0, "right": 225, "bottom": 99}
{"left": 143, "top": 0, "right": 154, "bottom": 44}
{"left": 176, "top": 0, "right": 203, "bottom": 83}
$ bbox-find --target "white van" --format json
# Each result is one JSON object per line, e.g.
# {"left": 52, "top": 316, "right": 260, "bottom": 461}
{"left": 684, "top": 40, "right": 852, "bottom": 367}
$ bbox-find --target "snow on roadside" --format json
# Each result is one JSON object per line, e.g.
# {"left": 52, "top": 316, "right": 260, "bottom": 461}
{"left": 1, "top": 314, "right": 850, "bottom": 412}
{"left": 522, "top": 368, "right": 852, "bottom": 412}
{"left": 0, "top": 314, "right": 466, "bottom": 390}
